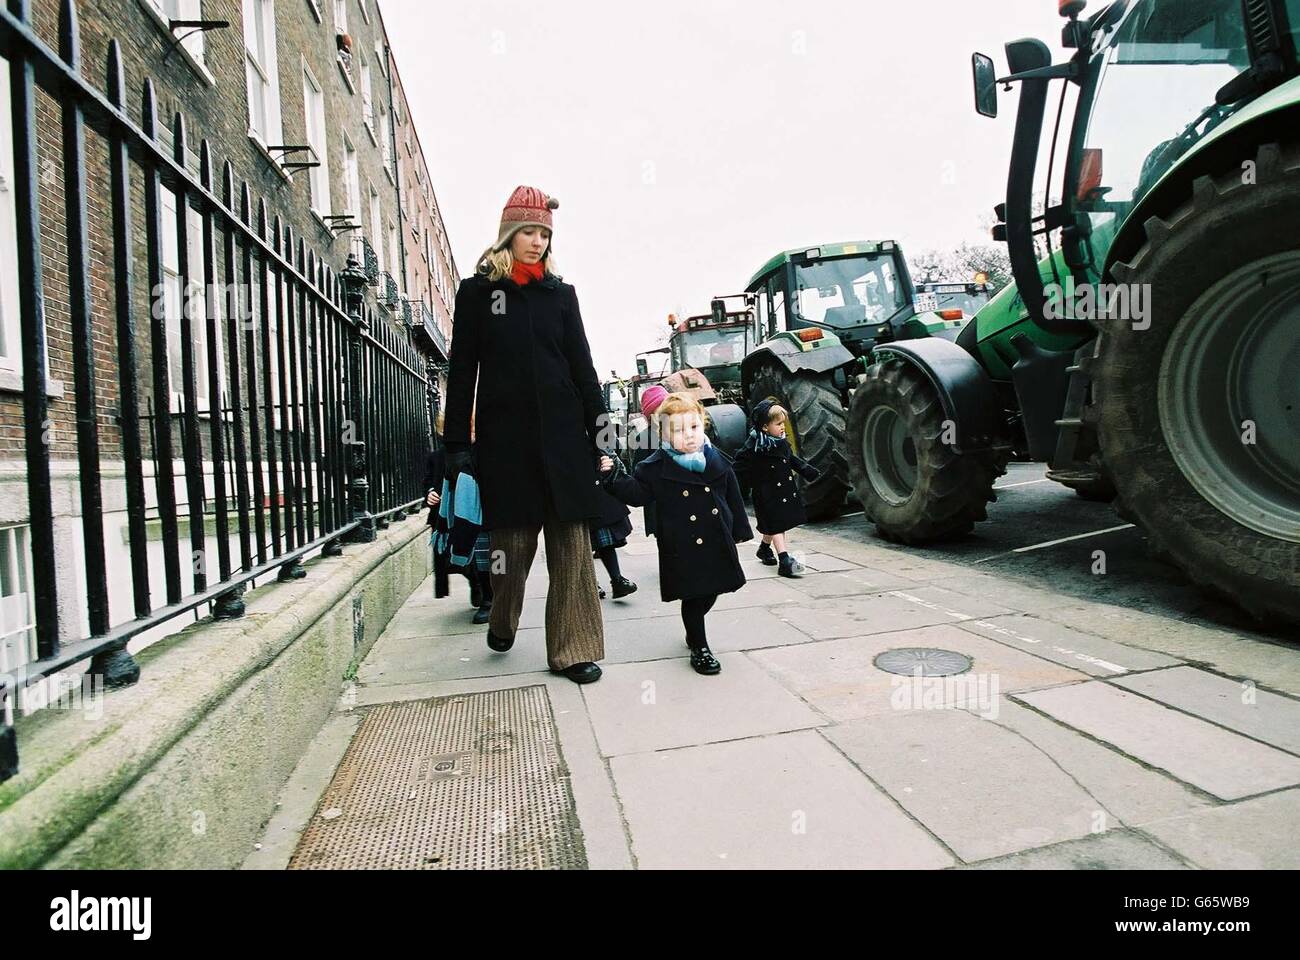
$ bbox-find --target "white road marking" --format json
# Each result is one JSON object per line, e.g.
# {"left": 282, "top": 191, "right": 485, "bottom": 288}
{"left": 973, "top": 523, "right": 1136, "bottom": 564}
{"left": 993, "top": 478, "right": 1051, "bottom": 489}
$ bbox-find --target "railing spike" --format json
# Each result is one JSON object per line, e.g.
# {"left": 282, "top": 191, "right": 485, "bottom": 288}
{"left": 141, "top": 78, "right": 158, "bottom": 139}
{"left": 105, "top": 40, "right": 125, "bottom": 108}
{"left": 199, "top": 139, "right": 212, "bottom": 190}
{"left": 240, "top": 181, "right": 252, "bottom": 225}
{"left": 57, "top": 0, "right": 80, "bottom": 69}
{"left": 221, "top": 159, "right": 234, "bottom": 208}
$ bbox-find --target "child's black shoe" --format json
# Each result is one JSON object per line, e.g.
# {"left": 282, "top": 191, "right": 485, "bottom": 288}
{"left": 610, "top": 576, "right": 638, "bottom": 599}
{"left": 756, "top": 542, "right": 778, "bottom": 566}
{"left": 689, "top": 645, "right": 722, "bottom": 675}
{"left": 472, "top": 601, "right": 492, "bottom": 625}
{"left": 778, "top": 553, "right": 805, "bottom": 578}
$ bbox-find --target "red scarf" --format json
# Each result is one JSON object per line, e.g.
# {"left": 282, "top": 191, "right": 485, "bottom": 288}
{"left": 511, "top": 259, "right": 546, "bottom": 285}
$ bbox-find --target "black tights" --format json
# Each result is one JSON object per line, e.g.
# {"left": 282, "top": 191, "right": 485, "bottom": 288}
{"left": 597, "top": 545, "right": 622, "bottom": 581}
{"left": 681, "top": 594, "right": 718, "bottom": 650}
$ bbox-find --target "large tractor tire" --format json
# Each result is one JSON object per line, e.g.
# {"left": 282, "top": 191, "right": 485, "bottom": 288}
{"left": 1092, "top": 142, "right": 1300, "bottom": 626}
{"left": 847, "top": 358, "right": 1009, "bottom": 544}
{"left": 749, "top": 364, "right": 849, "bottom": 521}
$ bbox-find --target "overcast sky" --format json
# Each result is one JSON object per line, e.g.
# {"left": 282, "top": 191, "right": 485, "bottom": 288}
{"left": 382, "top": 0, "right": 1069, "bottom": 377}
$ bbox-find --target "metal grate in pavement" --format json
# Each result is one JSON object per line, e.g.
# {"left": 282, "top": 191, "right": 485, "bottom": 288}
{"left": 288, "top": 685, "right": 587, "bottom": 870}
{"left": 874, "top": 648, "right": 973, "bottom": 678}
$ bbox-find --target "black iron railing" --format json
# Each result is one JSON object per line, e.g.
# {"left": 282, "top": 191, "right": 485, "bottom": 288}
{"left": 352, "top": 234, "right": 379, "bottom": 286}
{"left": 0, "top": 0, "right": 430, "bottom": 781}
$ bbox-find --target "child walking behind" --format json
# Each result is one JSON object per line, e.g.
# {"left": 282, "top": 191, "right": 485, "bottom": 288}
{"left": 732, "top": 399, "right": 822, "bottom": 578}
{"left": 599, "top": 393, "right": 753, "bottom": 675}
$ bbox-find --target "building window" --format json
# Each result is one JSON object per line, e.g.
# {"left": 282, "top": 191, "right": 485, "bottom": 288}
{"left": 0, "top": 58, "right": 21, "bottom": 376}
{"left": 243, "top": 0, "right": 282, "bottom": 146}
{"left": 368, "top": 183, "right": 383, "bottom": 269}
{"left": 302, "top": 65, "right": 331, "bottom": 216}
{"left": 379, "top": 106, "right": 392, "bottom": 175}
{"left": 332, "top": 0, "right": 346, "bottom": 35}
{"left": 342, "top": 133, "right": 360, "bottom": 218}
{"left": 359, "top": 55, "right": 373, "bottom": 129}
{"left": 0, "top": 525, "right": 36, "bottom": 674}
{"left": 387, "top": 219, "right": 400, "bottom": 290}
{"left": 161, "top": 190, "right": 216, "bottom": 411}
{"left": 149, "top": 0, "right": 206, "bottom": 62}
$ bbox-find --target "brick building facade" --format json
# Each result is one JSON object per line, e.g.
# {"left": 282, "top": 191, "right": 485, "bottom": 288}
{"left": 0, "top": 0, "right": 457, "bottom": 675}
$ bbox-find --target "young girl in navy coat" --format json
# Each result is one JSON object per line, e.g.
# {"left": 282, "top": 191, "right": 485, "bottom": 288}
{"left": 599, "top": 393, "right": 753, "bottom": 675}
{"left": 732, "top": 400, "right": 821, "bottom": 578}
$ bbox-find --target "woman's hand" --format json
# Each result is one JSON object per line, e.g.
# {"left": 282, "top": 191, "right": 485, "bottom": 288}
{"left": 426, "top": 488, "right": 442, "bottom": 507}
{"left": 599, "top": 456, "right": 615, "bottom": 475}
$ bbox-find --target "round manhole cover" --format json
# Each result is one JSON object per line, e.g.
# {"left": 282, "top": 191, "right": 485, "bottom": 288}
{"left": 874, "top": 648, "right": 972, "bottom": 677}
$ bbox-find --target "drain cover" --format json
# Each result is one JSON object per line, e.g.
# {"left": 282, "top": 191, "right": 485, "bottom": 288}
{"left": 288, "top": 685, "right": 587, "bottom": 870}
{"left": 874, "top": 648, "right": 972, "bottom": 677}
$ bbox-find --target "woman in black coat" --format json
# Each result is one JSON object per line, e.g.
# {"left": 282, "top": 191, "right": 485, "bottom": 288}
{"left": 599, "top": 394, "right": 753, "bottom": 675}
{"left": 732, "top": 399, "right": 821, "bottom": 578}
{"left": 442, "top": 186, "right": 609, "bottom": 684}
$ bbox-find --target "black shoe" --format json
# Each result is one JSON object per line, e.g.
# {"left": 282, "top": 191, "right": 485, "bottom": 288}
{"left": 469, "top": 578, "right": 483, "bottom": 609}
{"left": 778, "top": 554, "right": 805, "bottom": 578}
{"left": 551, "top": 662, "right": 602, "bottom": 684}
{"left": 472, "top": 604, "right": 492, "bottom": 625}
{"left": 756, "top": 543, "right": 779, "bottom": 566}
{"left": 486, "top": 628, "right": 514, "bottom": 652}
{"left": 689, "top": 646, "right": 722, "bottom": 675}
{"left": 610, "top": 576, "right": 638, "bottom": 599}
{"left": 598, "top": 586, "right": 607, "bottom": 600}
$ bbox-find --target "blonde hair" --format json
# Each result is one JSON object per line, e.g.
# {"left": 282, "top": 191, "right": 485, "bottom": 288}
{"left": 476, "top": 241, "right": 559, "bottom": 283}
{"left": 656, "top": 393, "right": 710, "bottom": 431}
{"left": 763, "top": 404, "right": 789, "bottom": 429}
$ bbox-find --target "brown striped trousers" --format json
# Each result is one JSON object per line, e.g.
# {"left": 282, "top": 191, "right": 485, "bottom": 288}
{"left": 488, "top": 510, "right": 605, "bottom": 671}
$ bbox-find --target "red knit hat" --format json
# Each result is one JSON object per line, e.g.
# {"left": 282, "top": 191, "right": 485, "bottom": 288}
{"left": 492, "top": 185, "right": 559, "bottom": 252}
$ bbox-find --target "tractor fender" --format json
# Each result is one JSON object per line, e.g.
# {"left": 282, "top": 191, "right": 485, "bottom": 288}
{"left": 871, "top": 340, "right": 1004, "bottom": 455}
{"left": 741, "top": 337, "right": 855, "bottom": 395}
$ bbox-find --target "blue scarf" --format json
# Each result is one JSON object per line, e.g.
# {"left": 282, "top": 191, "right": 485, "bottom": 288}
{"left": 662, "top": 436, "right": 710, "bottom": 473}
{"left": 748, "top": 428, "right": 783, "bottom": 455}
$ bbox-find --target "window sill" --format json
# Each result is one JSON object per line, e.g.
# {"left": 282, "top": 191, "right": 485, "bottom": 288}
{"left": 0, "top": 370, "right": 66, "bottom": 398}
{"left": 248, "top": 134, "right": 294, "bottom": 183}
{"left": 337, "top": 56, "right": 356, "bottom": 93}
{"left": 135, "top": 0, "right": 216, "bottom": 88}
{"left": 306, "top": 0, "right": 322, "bottom": 23}
{"left": 365, "top": 121, "right": 378, "bottom": 147}
{"left": 384, "top": 165, "right": 395, "bottom": 186}
{"left": 311, "top": 208, "right": 337, "bottom": 235}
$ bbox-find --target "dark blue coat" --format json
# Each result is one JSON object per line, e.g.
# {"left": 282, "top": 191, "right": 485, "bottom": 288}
{"left": 602, "top": 444, "right": 754, "bottom": 601}
{"left": 732, "top": 437, "right": 819, "bottom": 535}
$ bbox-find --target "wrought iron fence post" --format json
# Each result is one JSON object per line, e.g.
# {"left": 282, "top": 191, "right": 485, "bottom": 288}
{"left": 343, "top": 255, "right": 376, "bottom": 543}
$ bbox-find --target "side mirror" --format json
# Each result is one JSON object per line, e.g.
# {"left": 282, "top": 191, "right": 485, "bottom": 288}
{"left": 973, "top": 53, "right": 999, "bottom": 118}
{"left": 636, "top": 358, "right": 648, "bottom": 377}
{"left": 710, "top": 299, "right": 726, "bottom": 325}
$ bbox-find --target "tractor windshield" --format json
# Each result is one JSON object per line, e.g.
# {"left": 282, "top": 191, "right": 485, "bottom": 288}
{"left": 793, "top": 255, "right": 906, "bottom": 327}
{"left": 674, "top": 327, "right": 748, "bottom": 369}
{"left": 1070, "top": 0, "right": 1262, "bottom": 254}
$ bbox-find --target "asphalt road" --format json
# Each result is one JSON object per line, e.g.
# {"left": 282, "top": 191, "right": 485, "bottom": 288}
{"left": 817, "top": 462, "right": 1294, "bottom": 642}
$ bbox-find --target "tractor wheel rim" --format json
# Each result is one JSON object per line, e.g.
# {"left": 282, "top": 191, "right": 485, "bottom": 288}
{"left": 864, "top": 406, "right": 916, "bottom": 506}
{"left": 1158, "top": 250, "right": 1300, "bottom": 543}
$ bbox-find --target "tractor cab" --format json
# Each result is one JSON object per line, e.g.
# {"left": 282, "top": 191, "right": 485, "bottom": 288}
{"left": 666, "top": 296, "right": 756, "bottom": 406}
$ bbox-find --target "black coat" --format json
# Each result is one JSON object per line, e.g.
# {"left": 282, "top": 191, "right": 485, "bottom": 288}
{"left": 733, "top": 437, "right": 819, "bottom": 535}
{"left": 630, "top": 425, "right": 658, "bottom": 538}
{"left": 443, "top": 272, "right": 608, "bottom": 531}
{"left": 603, "top": 444, "right": 754, "bottom": 602}
{"left": 421, "top": 448, "right": 445, "bottom": 528}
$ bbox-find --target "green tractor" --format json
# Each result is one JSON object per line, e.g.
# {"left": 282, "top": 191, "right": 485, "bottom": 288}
{"left": 740, "top": 242, "right": 970, "bottom": 520}
{"left": 848, "top": 0, "right": 1300, "bottom": 624}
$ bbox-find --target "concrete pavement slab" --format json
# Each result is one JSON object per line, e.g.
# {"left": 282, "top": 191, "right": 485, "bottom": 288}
{"left": 711, "top": 576, "right": 807, "bottom": 611}
{"left": 581, "top": 654, "right": 824, "bottom": 757}
{"left": 797, "top": 553, "right": 862, "bottom": 573}
{"left": 360, "top": 625, "right": 551, "bottom": 684}
{"left": 750, "top": 623, "right": 1085, "bottom": 722}
{"left": 983, "top": 699, "right": 1211, "bottom": 827}
{"left": 958, "top": 614, "right": 1183, "bottom": 677}
{"left": 1140, "top": 789, "right": 1300, "bottom": 869}
{"left": 1017, "top": 682, "right": 1300, "bottom": 801}
{"left": 824, "top": 709, "right": 1106, "bottom": 863}
{"left": 961, "top": 829, "right": 1190, "bottom": 869}
{"left": 780, "top": 567, "right": 918, "bottom": 600}
{"left": 609, "top": 730, "right": 954, "bottom": 869}
{"left": 1112, "top": 666, "right": 1300, "bottom": 756}
{"left": 1037, "top": 602, "right": 1300, "bottom": 698}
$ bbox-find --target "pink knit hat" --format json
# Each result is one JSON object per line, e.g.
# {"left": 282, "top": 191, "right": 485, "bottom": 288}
{"left": 640, "top": 384, "right": 669, "bottom": 418}
{"left": 492, "top": 185, "right": 559, "bottom": 252}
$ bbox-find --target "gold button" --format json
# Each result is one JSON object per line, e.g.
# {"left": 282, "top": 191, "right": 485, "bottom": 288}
{"left": 777, "top": 482, "right": 782, "bottom": 487}
{"left": 712, "top": 508, "right": 719, "bottom": 515}
{"left": 682, "top": 490, "right": 689, "bottom": 497}
{"left": 783, "top": 498, "right": 788, "bottom": 503}
{"left": 704, "top": 486, "right": 711, "bottom": 492}
{"left": 696, "top": 538, "right": 703, "bottom": 545}
{"left": 690, "top": 515, "right": 697, "bottom": 521}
